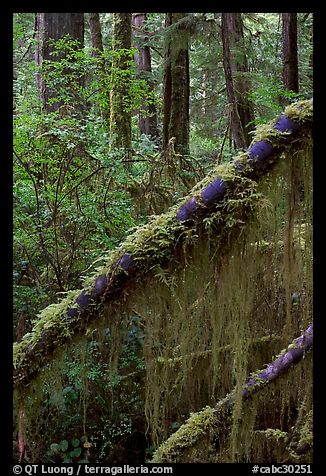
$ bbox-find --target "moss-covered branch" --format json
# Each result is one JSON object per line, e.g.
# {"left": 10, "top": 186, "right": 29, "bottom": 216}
{"left": 151, "top": 323, "right": 313, "bottom": 463}
{"left": 13, "top": 99, "right": 313, "bottom": 387}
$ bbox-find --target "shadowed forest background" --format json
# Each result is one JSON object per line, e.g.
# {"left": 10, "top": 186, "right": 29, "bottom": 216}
{"left": 13, "top": 13, "right": 313, "bottom": 464}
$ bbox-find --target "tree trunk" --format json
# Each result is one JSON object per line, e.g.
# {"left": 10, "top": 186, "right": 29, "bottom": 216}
{"left": 282, "top": 13, "right": 299, "bottom": 96}
{"left": 132, "top": 13, "right": 158, "bottom": 139}
{"left": 35, "top": 13, "right": 84, "bottom": 113}
{"left": 163, "top": 13, "right": 190, "bottom": 155}
{"left": 221, "top": 13, "right": 254, "bottom": 149}
{"left": 89, "top": 13, "right": 103, "bottom": 55}
{"left": 110, "top": 13, "right": 132, "bottom": 154}
{"left": 162, "top": 13, "right": 173, "bottom": 151}
{"left": 88, "top": 13, "right": 110, "bottom": 123}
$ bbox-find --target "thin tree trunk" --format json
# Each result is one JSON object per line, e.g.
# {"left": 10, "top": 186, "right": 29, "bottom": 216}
{"left": 35, "top": 13, "right": 84, "bottom": 113}
{"left": 132, "top": 13, "right": 158, "bottom": 139}
{"left": 89, "top": 13, "right": 103, "bottom": 55}
{"left": 88, "top": 13, "right": 110, "bottom": 123}
{"left": 282, "top": 13, "right": 299, "bottom": 96}
{"left": 221, "top": 13, "right": 254, "bottom": 149}
{"left": 163, "top": 13, "right": 190, "bottom": 154}
{"left": 110, "top": 13, "right": 132, "bottom": 154}
{"left": 162, "top": 13, "right": 173, "bottom": 150}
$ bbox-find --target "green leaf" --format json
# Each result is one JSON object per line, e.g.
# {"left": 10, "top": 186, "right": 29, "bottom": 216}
{"left": 70, "top": 447, "right": 82, "bottom": 458}
{"left": 49, "top": 443, "right": 60, "bottom": 454}
{"left": 71, "top": 438, "right": 80, "bottom": 448}
{"left": 59, "top": 439, "right": 69, "bottom": 452}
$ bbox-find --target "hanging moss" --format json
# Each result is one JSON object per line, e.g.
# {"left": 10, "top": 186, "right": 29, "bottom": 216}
{"left": 144, "top": 133, "right": 312, "bottom": 457}
{"left": 13, "top": 100, "right": 313, "bottom": 463}
{"left": 151, "top": 340, "right": 312, "bottom": 463}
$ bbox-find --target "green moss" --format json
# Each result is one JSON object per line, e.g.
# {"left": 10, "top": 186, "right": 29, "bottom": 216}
{"left": 151, "top": 405, "right": 216, "bottom": 463}
{"left": 16, "top": 100, "right": 312, "bottom": 383}
{"left": 258, "top": 428, "right": 288, "bottom": 440}
{"left": 297, "top": 410, "right": 313, "bottom": 449}
{"left": 13, "top": 289, "right": 81, "bottom": 370}
{"left": 284, "top": 99, "right": 313, "bottom": 122}
{"left": 14, "top": 99, "right": 313, "bottom": 463}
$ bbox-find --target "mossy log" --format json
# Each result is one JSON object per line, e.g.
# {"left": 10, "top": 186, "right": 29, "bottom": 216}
{"left": 13, "top": 99, "right": 313, "bottom": 387}
{"left": 151, "top": 324, "right": 313, "bottom": 463}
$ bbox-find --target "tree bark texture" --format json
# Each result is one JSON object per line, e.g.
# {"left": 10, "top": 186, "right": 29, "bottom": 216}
{"left": 163, "top": 13, "right": 190, "bottom": 154}
{"left": 88, "top": 13, "right": 110, "bottom": 123}
{"left": 35, "top": 13, "right": 84, "bottom": 113}
{"left": 132, "top": 13, "right": 158, "bottom": 139}
{"left": 202, "top": 69, "right": 220, "bottom": 139}
{"left": 89, "top": 13, "right": 104, "bottom": 55}
{"left": 282, "top": 13, "right": 299, "bottom": 95}
{"left": 13, "top": 100, "right": 312, "bottom": 387}
{"left": 110, "top": 13, "right": 132, "bottom": 152}
{"left": 221, "top": 13, "right": 255, "bottom": 149}
{"left": 162, "top": 13, "right": 173, "bottom": 151}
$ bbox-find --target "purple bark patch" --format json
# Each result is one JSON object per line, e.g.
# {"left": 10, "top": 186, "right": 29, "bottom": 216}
{"left": 249, "top": 140, "right": 274, "bottom": 162}
{"left": 176, "top": 197, "right": 200, "bottom": 222}
{"left": 274, "top": 115, "right": 301, "bottom": 133}
{"left": 296, "top": 443, "right": 311, "bottom": 455}
{"left": 92, "top": 275, "right": 108, "bottom": 298}
{"left": 76, "top": 290, "right": 92, "bottom": 310}
{"left": 247, "top": 140, "right": 274, "bottom": 175}
{"left": 40, "top": 329, "right": 48, "bottom": 345}
{"left": 115, "top": 253, "right": 135, "bottom": 272}
{"left": 242, "top": 324, "right": 313, "bottom": 398}
{"left": 66, "top": 307, "right": 79, "bottom": 318}
{"left": 201, "top": 178, "right": 227, "bottom": 206}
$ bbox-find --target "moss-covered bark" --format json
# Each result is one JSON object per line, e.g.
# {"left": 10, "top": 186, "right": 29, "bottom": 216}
{"left": 88, "top": 13, "right": 110, "bottom": 124}
{"left": 13, "top": 99, "right": 313, "bottom": 463}
{"left": 163, "top": 13, "right": 190, "bottom": 154}
{"left": 13, "top": 100, "right": 312, "bottom": 389}
{"left": 132, "top": 13, "right": 158, "bottom": 139}
{"left": 151, "top": 325, "right": 312, "bottom": 463}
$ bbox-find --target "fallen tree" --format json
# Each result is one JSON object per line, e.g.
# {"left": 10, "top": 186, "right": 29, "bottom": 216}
{"left": 13, "top": 99, "right": 313, "bottom": 388}
{"left": 151, "top": 323, "right": 313, "bottom": 463}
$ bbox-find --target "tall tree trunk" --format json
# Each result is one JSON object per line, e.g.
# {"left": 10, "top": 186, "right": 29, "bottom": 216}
{"left": 35, "top": 13, "right": 84, "bottom": 113}
{"left": 282, "top": 13, "right": 299, "bottom": 97}
{"left": 163, "top": 13, "right": 190, "bottom": 155}
{"left": 221, "top": 13, "right": 254, "bottom": 149}
{"left": 132, "top": 13, "right": 158, "bottom": 140}
{"left": 89, "top": 13, "right": 103, "bottom": 55}
{"left": 88, "top": 13, "right": 110, "bottom": 123}
{"left": 110, "top": 13, "right": 132, "bottom": 154}
{"left": 162, "top": 13, "right": 173, "bottom": 151}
